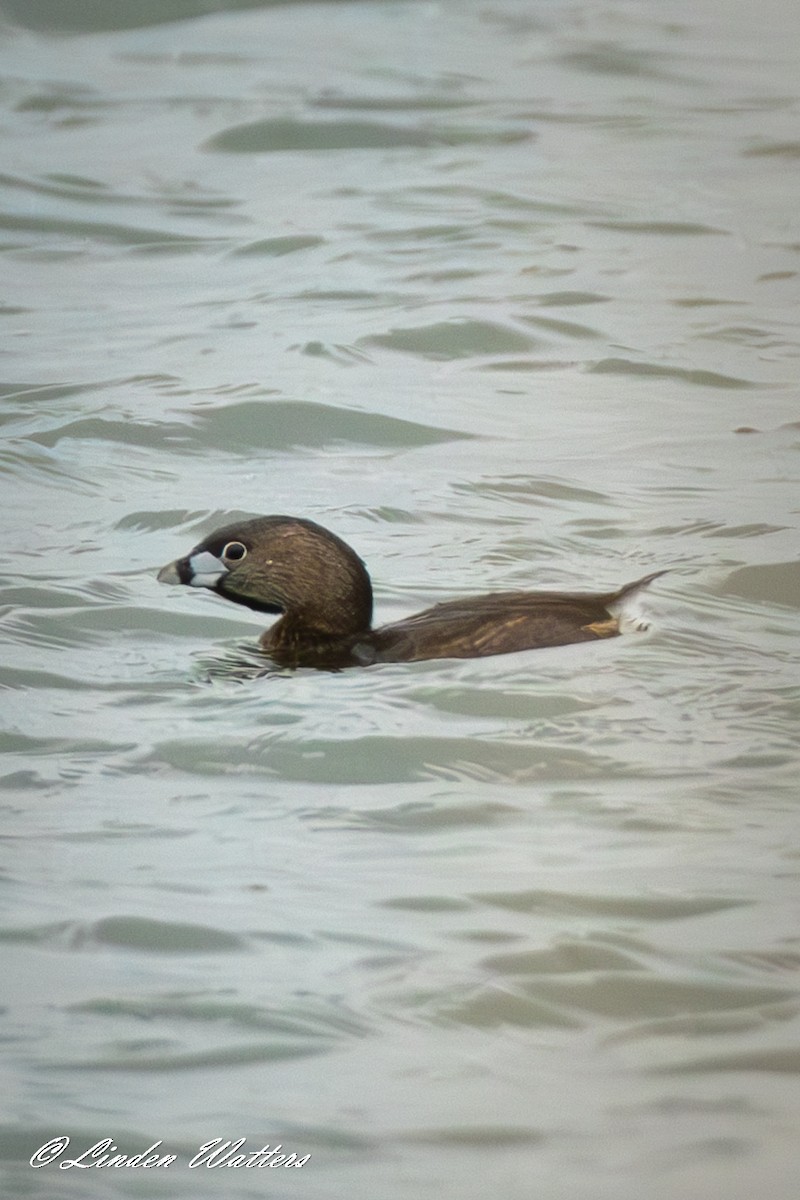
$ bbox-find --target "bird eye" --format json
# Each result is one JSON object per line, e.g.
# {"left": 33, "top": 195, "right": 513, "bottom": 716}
{"left": 222, "top": 541, "right": 247, "bottom": 562}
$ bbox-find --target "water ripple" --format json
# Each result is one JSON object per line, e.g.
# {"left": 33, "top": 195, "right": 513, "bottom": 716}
{"left": 206, "top": 116, "right": 532, "bottom": 153}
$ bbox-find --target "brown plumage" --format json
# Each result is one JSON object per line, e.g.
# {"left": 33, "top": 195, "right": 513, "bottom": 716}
{"left": 157, "top": 515, "right": 664, "bottom": 670}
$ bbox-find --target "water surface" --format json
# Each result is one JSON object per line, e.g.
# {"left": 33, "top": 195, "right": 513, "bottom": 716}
{"left": 1, "top": 1, "right": 800, "bottom": 1197}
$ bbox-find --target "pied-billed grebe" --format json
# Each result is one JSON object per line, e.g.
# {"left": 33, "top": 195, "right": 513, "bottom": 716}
{"left": 157, "top": 515, "right": 664, "bottom": 669}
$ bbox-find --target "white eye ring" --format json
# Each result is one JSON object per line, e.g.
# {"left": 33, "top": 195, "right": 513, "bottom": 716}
{"left": 222, "top": 541, "right": 247, "bottom": 562}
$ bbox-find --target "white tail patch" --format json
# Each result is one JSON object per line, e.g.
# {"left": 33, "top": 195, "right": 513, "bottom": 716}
{"left": 607, "top": 572, "right": 664, "bottom": 634}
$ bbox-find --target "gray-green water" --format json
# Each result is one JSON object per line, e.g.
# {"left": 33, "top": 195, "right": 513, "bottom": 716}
{"left": 2, "top": 0, "right": 800, "bottom": 1197}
